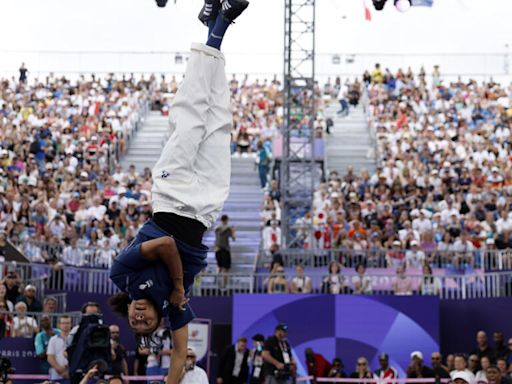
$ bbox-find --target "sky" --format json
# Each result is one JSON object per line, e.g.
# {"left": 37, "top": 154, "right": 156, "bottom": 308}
{"left": 0, "top": 0, "right": 511, "bottom": 78}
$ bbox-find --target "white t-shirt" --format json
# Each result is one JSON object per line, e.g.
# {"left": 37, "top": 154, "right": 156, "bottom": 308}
{"left": 12, "top": 316, "right": 38, "bottom": 338}
{"left": 352, "top": 274, "right": 373, "bottom": 294}
{"left": 47, "top": 334, "right": 70, "bottom": 380}
{"left": 180, "top": 366, "right": 209, "bottom": 384}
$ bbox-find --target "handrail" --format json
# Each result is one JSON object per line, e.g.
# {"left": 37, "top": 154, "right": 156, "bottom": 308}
{"left": 3, "top": 261, "right": 512, "bottom": 300}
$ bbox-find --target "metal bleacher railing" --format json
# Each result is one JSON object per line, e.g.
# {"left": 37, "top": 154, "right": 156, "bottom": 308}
{"left": 4, "top": 259, "right": 512, "bottom": 301}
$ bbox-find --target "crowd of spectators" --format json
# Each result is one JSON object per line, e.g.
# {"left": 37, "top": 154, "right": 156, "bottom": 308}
{"left": 304, "top": 330, "right": 512, "bottom": 384}
{"left": 0, "top": 72, "right": 153, "bottom": 267}
{"left": 289, "top": 65, "right": 512, "bottom": 272}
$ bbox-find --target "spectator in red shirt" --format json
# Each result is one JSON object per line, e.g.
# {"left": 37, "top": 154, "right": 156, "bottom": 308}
{"left": 305, "top": 347, "right": 331, "bottom": 379}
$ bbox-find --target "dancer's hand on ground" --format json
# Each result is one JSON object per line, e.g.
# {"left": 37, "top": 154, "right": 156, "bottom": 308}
{"left": 170, "top": 288, "right": 189, "bottom": 311}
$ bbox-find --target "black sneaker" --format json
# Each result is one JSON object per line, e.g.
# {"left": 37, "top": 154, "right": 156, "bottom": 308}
{"left": 198, "top": 0, "right": 221, "bottom": 26}
{"left": 221, "top": 0, "right": 249, "bottom": 23}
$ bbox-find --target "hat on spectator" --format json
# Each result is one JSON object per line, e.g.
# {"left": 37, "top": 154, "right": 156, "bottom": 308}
{"left": 452, "top": 371, "right": 471, "bottom": 384}
{"left": 127, "top": 199, "right": 137, "bottom": 205}
{"left": 331, "top": 192, "right": 340, "bottom": 199}
{"left": 252, "top": 334, "right": 265, "bottom": 342}
{"left": 393, "top": 240, "right": 401, "bottom": 246}
{"left": 492, "top": 167, "right": 499, "bottom": 172}
{"left": 486, "top": 238, "right": 495, "bottom": 245}
{"left": 411, "top": 351, "right": 423, "bottom": 360}
{"left": 80, "top": 171, "right": 88, "bottom": 178}
{"left": 117, "top": 187, "right": 127, "bottom": 195}
{"left": 91, "top": 136, "right": 98, "bottom": 141}
{"left": 25, "top": 284, "right": 37, "bottom": 292}
{"left": 79, "top": 137, "right": 86, "bottom": 142}
{"left": 410, "top": 209, "right": 420, "bottom": 217}
{"left": 411, "top": 240, "right": 419, "bottom": 246}
{"left": 275, "top": 323, "right": 288, "bottom": 332}
{"left": 73, "top": 192, "right": 80, "bottom": 198}
{"left": 443, "top": 161, "right": 451, "bottom": 168}
{"left": 378, "top": 353, "right": 389, "bottom": 360}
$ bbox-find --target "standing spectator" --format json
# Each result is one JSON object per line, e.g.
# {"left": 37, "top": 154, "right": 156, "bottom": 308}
{"left": 217, "top": 336, "right": 250, "bottom": 384}
{"left": 19, "top": 63, "right": 28, "bottom": 83}
{"left": 109, "top": 325, "right": 129, "bottom": 377}
{"left": 472, "top": 331, "right": 496, "bottom": 362}
{"left": 494, "top": 332, "right": 508, "bottom": 360}
{"left": 263, "top": 221, "right": 281, "bottom": 252}
{"left": 337, "top": 82, "right": 349, "bottom": 117}
{"left": 451, "top": 354, "right": 476, "bottom": 383}
{"left": 350, "top": 357, "right": 373, "bottom": 384}
{"left": 469, "top": 355, "right": 481, "bottom": 374}
{"left": 179, "top": 347, "right": 208, "bottom": 384}
{"left": 374, "top": 353, "right": 398, "bottom": 382}
{"left": 496, "top": 359, "right": 509, "bottom": 378}
{"left": 47, "top": 315, "right": 72, "bottom": 382}
{"left": 215, "top": 215, "right": 236, "bottom": 284}
{"left": 249, "top": 334, "right": 265, "bottom": 384}
{"left": 392, "top": 265, "right": 413, "bottom": 296}
{"left": 305, "top": 347, "right": 331, "bottom": 379}
{"left": 16, "top": 284, "right": 43, "bottom": 312}
{"left": 431, "top": 352, "right": 451, "bottom": 379}
{"left": 34, "top": 315, "right": 59, "bottom": 374}
{"left": 406, "top": 241, "right": 426, "bottom": 269}
{"left": 290, "top": 265, "right": 312, "bottom": 294}
{"left": 262, "top": 324, "right": 294, "bottom": 384}
{"left": 352, "top": 264, "right": 372, "bottom": 294}
{"left": 407, "top": 351, "right": 435, "bottom": 379}
{"left": 0, "top": 301, "right": 13, "bottom": 338}
{"left": 133, "top": 341, "right": 150, "bottom": 384}
{"left": 3, "top": 271, "right": 21, "bottom": 304}
{"left": 256, "top": 140, "right": 272, "bottom": 189}
{"left": 12, "top": 301, "right": 38, "bottom": 337}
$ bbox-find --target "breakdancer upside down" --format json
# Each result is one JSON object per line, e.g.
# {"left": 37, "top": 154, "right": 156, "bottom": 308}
{"left": 108, "top": 1, "right": 249, "bottom": 383}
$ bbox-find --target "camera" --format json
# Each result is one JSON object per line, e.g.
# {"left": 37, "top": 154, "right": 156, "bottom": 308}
{"left": 274, "top": 365, "right": 292, "bottom": 380}
{"left": 0, "top": 357, "right": 15, "bottom": 381}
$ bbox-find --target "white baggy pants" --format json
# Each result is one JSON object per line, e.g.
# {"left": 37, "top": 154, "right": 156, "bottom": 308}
{"left": 152, "top": 43, "right": 232, "bottom": 229}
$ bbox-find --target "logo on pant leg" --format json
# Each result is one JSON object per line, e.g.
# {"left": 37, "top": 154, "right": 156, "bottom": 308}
{"left": 161, "top": 170, "right": 170, "bottom": 179}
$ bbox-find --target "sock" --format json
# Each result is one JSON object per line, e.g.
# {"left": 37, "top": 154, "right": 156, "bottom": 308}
{"left": 208, "top": 19, "right": 216, "bottom": 37}
{"left": 206, "top": 13, "right": 231, "bottom": 50}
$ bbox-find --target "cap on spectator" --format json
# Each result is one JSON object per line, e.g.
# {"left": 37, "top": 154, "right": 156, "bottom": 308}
{"left": 80, "top": 171, "right": 88, "bottom": 178}
{"left": 378, "top": 353, "right": 389, "bottom": 360}
{"left": 411, "top": 240, "right": 419, "bottom": 246}
{"left": 79, "top": 136, "right": 86, "bottom": 142}
{"left": 492, "top": 167, "right": 499, "bottom": 172}
{"left": 411, "top": 351, "right": 423, "bottom": 360}
{"left": 452, "top": 371, "right": 471, "bottom": 384}
{"left": 393, "top": 240, "right": 401, "bottom": 246}
{"left": 187, "top": 346, "right": 197, "bottom": 357}
{"left": 25, "top": 284, "right": 37, "bottom": 292}
{"left": 410, "top": 209, "right": 420, "bottom": 217}
{"left": 127, "top": 199, "right": 137, "bottom": 205}
{"left": 443, "top": 161, "right": 451, "bottom": 167}
{"left": 275, "top": 323, "right": 288, "bottom": 332}
{"left": 91, "top": 135, "right": 98, "bottom": 141}
{"left": 73, "top": 192, "right": 80, "bottom": 198}
{"left": 331, "top": 192, "right": 340, "bottom": 199}
{"left": 118, "top": 187, "right": 127, "bottom": 195}
{"left": 486, "top": 238, "right": 495, "bottom": 245}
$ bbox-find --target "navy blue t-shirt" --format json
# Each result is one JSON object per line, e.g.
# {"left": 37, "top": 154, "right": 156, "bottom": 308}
{"left": 110, "top": 219, "right": 207, "bottom": 331}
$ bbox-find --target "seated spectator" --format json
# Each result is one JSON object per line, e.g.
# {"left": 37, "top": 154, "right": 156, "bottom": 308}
{"left": 496, "top": 358, "right": 509, "bottom": 378}
{"left": 451, "top": 354, "right": 477, "bottom": 383}
{"left": 12, "top": 301, "right": 39, "bottom": 338}
{"left": 0, "top": 301, "right": 13, "bottom": 337}
{"left": 386, "top": 240, "right": 405, "bottom": 268}
{"left": 374, "top": 353, "right": 398, "bottom": 381}
{"left": 352, "top": 264, "right": 372, "bottom": 295}
{"left": 322, "top": 261, "right": 347, "bottom": 294}
{"left": 392, "top": 265, "right": 413, "bottom": 296}
{"left": 475, "top": 356, "right": 491, "bottom": 384}
{"left": 407, "top": 351, "right": 435, "bottom": 378}
{"left": 431, "top": 352, "right": 451, "bottom": 379}
{"left": 17, "top": 284, "right": 43, "bottom": 312}
{"left": 43, "top": 297, "right": 58, "bottom": 315}
{"left": 0, "top": 284, "right": 14, "bottom": 312}
{"left": 305, "top": 347, "right": 331, "bottom": 379}
{"left": 350, "top": 357, "right": 373, "bottom": 384}
{"left": 3, "top": 270, "right": 21, "bottom": 304}
{"left": 486, "top": 365, "right": 511, "bottom": 384}
{"left": 290, "top": 265, "right": 312, "bottom": 294}
{"left": 406, "top": 241, "right": 426, "bottom": 269}
{"left": 326, "top": 358, "right": 347, "bottom": 380}
{"left": 267, "top": 266, "right": 289, "bottom": 294}
{"left": 469, "top": 354, "right": 481, "bottom": 374}
{"left": 419, "top": 265, "right": 442, "bottom": 296}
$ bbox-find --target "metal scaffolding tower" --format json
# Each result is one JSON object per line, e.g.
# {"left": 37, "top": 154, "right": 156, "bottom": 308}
{"left": 280, "top": 0, "right": 319, "bottom": 248}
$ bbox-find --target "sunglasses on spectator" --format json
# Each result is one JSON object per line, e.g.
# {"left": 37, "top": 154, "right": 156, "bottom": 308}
{"left": 432, "top": 357, "right": 441, "bottom": 360}
{"left": 186, "top": 355, "right": 195, "bottom": 359}
{"left": 357, "top": 362, "right": 367, "bottom": 366}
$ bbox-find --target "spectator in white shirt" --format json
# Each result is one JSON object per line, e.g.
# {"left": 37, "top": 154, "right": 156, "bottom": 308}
{"left": 406, "top": 241, "right": 426, "bottom": 269}
{"left": 412, "top": 210, "right": 433, "bottom": 234}
{"left": 262, "top": 220, "right": 282, "bottom": 252}
{"left": 450, "top": 354, "right": 476, "bottom": 384}
{"left": 12, "top": 301, "right": 38, "bottom": 337}
{"left": 86, "top": 197, "right": 107, "bottom": 222}
{"left": 352, "top": 264, "right": 373, "bottom": 295}
{"left": 452, "top": 232, "right": 475, "bottom": 267}
{"left": 47, "top": 315, "right": 72, "bottom": 381}
{"left": 180, "top": 347, "right": 208, "bottom": 384}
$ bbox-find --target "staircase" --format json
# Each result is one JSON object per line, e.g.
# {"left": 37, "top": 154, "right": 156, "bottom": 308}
{"left": 203, "top": 157, "right": 263, "bottom": 273}
{"left": 122, "top": 113, "right": 263, "bottom": 273}
{"left": 324, "top": 103, "right": 377, "bottom": 175}
{"left": 121, "top": 111, "right": 169, "bottom": 171}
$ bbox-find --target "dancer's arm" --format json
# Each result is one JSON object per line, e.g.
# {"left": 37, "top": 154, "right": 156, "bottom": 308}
{"left": 140, "top": 237, "right": 186, "bottom": 307}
